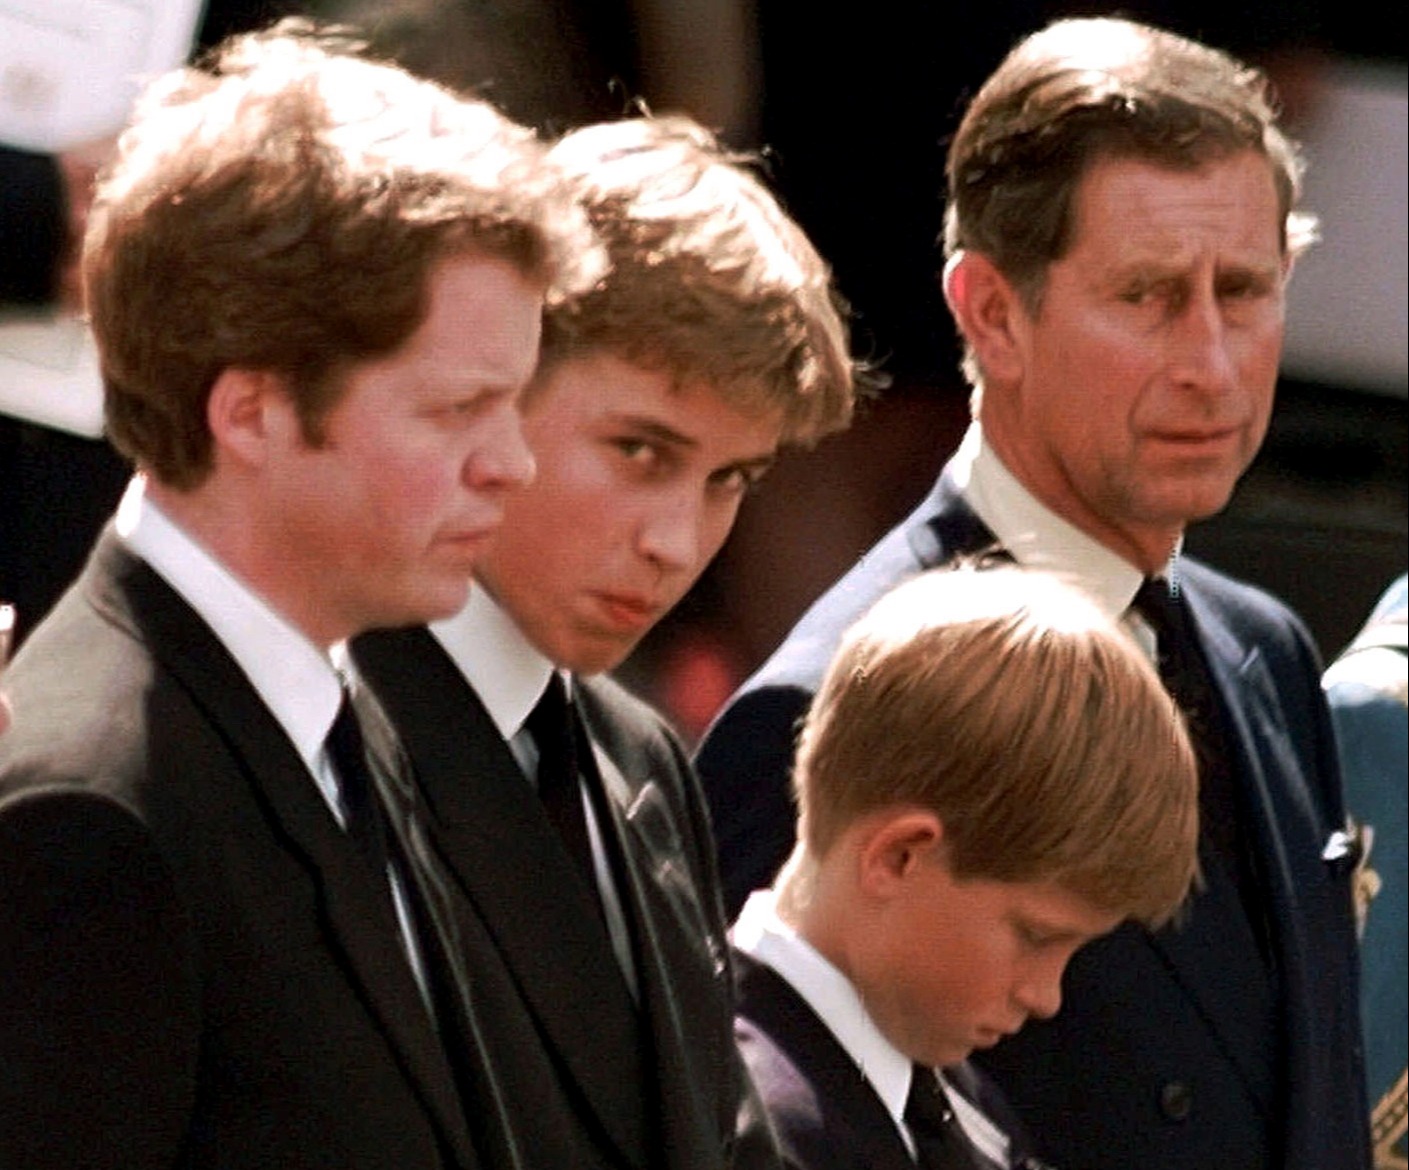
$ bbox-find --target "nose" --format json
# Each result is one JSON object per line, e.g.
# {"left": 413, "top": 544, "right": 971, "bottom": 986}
{"left": 1169, "top": 290, "right": 1238, "bottom": 396}
{"left": 466, "top": 402, "right": 536, "bottom": 490}
{"left": 635, "top": 491, "right": 702, "bottom": 574}
{"left": 1013, "top": 961, "right": 1065, "bottom": 1022}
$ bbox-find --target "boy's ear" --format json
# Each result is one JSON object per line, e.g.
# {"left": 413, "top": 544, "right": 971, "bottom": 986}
{"left": 943, "top": 249, "right": 1028, "bottom": 388}
{"left": 856, "top": 809, "right": 945, "bottom": 900}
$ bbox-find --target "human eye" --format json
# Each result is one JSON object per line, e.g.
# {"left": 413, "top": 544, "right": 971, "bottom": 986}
{"left": 1014, "top": 921, "right": 1050, "bottom": 950}
{"left": 1217, "top": 270, "right": 1276, "bottom": 301}
{"left": 1119, "top": 277, "right": 1186, "bottom": 314}
{"left": 1117, "top": 280, "right": 1152, "bottom": 306}
{"left": 421, "top": 385, "right": 501, "bottom": 424}
{"left": 711, "top": 461, "right": 773, "bottom": 497}
{"left": 611, "top": 435, "right": 667, "bottom": 475}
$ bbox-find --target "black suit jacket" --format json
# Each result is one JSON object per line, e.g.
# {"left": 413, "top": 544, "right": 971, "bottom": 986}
{"left": 353, "top": 626, "right": 777, "bottom": 1170}
{"left": 0, "top": 531, "right": 479, "bottom": 1169}
{"left": 696, "top": 467, "right": 1372, "bottom": 1170}
{"left": 733, "top": 950, "right": 1032, "bottom": 1170}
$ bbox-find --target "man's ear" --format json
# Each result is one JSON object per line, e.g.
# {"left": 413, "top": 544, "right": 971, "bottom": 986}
{"left": 206, "top": 368, "right": 288, "bottom": 470}
{"left": 943, "top": 250, "right": 1028, "bottom": 387}
{"left": 856, "top": 809, "right": 945, "bottom": 900}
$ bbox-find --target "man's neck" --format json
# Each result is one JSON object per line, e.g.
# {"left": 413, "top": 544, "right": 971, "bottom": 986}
{"left": 144, "top": 475, "right": 342, "bottom": 650}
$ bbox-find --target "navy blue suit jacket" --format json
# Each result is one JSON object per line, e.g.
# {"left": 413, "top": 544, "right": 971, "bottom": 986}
{"left": 696, "top": 466, "right": 1372, "bottom": 1170}
{"left": 733, "top": 950, "right": 1034, "bottom": 1169}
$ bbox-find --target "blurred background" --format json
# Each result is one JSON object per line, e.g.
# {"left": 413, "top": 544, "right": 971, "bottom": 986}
{"left": 3, "top": 0, "right": 1404, "bottom": 742}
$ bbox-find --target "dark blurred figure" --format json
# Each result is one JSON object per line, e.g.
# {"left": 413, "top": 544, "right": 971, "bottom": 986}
{"left": 0, "top": 143, "right": 129, "bottom": 648}
{"left": 310, "top": 0, "right": 760, "bottom": 142}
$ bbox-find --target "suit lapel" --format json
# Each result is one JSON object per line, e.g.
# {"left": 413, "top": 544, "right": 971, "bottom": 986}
{"left": 577, "top": 698, "right": 733, "bottom": 1170}
{"left": 90, "top": 538, "right": 476, "bottom": 1166}
{"left": 734, "top": 952, "right": 916, "bottom": 1170}
{"left": 1137, "top": 584, "right": 1281, "bottom": 1111}
{"left": 353, "top": 628, "right": 651, "bottom": 1168}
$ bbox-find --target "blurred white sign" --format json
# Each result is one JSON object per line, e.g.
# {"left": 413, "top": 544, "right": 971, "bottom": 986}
{"left": 0, "top": 0, "right": 202, "bottom": 152}
{"left": 0, "top": 313, "right": 104, "bottom": 437}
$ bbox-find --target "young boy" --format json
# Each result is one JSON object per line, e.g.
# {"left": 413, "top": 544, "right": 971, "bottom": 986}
{"left": 732, "top": 564, "right": 1200, "bottom": 1170}
{"left": 353, "top": 114, "right": 859, "bottom": 1169}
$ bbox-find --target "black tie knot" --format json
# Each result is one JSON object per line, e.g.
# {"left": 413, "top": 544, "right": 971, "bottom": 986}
{"left": 326, "top": 687, "right": 390, "bottom": 877}
{"left": 524, "top": 672, "right": 577, "bottom": 799}
{"left": 1131, "top": 575, "right": 1185, "bottom": 649}
{"left": 524, "top": 672, "right": 596, "bottom": 889}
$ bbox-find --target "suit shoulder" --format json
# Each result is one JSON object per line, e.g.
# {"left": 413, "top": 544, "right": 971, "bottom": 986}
{"left": 0, "top": 605, "right": 156, "bottom": 795}
{"left": 1180, "top": 557, "right": 1310, "bottom": 628}
{"left": 1180, "top": 557, "right": 1322, "bottom": 660}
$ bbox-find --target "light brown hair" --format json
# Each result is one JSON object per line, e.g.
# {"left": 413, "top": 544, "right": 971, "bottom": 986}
{"left": 537, "top": 114, "right": 864, "bottom": 447}
{"left": 86, "top": 19, "right": 602, "bottom": 489}
{"left": 794, "top": 564, "right": 1199, "bottom": 927}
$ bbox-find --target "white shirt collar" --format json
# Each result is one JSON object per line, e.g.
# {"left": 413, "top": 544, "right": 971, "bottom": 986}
{"left": 950, "top": 422, "right": 1166, "bottom": 622}
{"left": 733, "top": 889, "right": 914, "bottom": 1128}
{"left": 115, "top": 475, "right": 345, "bottom": 779}
{"left": 428, "top": 584, "right": 556, "bottom": 741}
{"left": 734, "top": 888, "right": 1014, "bottom": 1166}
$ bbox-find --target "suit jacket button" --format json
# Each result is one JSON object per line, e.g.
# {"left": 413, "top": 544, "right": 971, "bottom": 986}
{"left": 1160, "top": 1081, "right": 1193, "bottom": 1122}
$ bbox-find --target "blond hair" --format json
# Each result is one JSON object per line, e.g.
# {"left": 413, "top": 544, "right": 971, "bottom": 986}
{"left": 538, "top": 114, "right": 864, "bottom": 447}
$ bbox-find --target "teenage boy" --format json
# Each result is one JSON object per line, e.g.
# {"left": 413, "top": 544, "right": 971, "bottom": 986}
{"left": 353, "top": 114, "right": 859, "bottom": 1169}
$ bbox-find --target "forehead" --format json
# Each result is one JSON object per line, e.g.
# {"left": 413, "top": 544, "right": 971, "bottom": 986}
{"left": 529, "top": 351, "right": 784, "bottom": 448}
{"left": 937, "top": 871, "right": 1122, "bottom": 939}
{"left": 1064, "top": 151, "right": 1284, "bottom": 270}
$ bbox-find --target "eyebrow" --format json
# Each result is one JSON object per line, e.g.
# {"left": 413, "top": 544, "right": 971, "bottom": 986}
{"left": 610, "top": 414, "right": 780, "bottom": 467}
{"left": 609, "top": 414, "right": 697, "bottom": 450}
{"left": 1107, "top": 254, "right": 1282, "bottom": 282}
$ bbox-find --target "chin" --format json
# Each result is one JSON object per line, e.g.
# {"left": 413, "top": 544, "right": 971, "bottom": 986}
{"left": 561, "top": 646, "right": 633, "bottom": 677}
{"left": 395, "top": 581, "right": 472, "bottom": 628}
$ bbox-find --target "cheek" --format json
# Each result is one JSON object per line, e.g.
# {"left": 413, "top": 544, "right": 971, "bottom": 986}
{"left": 700, "top": 499, "right": 744, "bottom": 562}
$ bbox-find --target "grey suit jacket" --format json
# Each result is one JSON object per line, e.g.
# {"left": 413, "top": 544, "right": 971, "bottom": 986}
{"left": 696, "top": 466, "right": 1372, "bottom": 1170}
{"left": 0, "top": 531, "right": 478, "bottom": 1169}
{"left": 353, "top": 625, "right": 777, "bottom": 1170}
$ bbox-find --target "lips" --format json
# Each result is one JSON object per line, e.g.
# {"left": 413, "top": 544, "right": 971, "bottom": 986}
{"left": 1149, "top": 424, "right": 1241, "bottom": 445}
{"left": 592, "top": 591, "right": 662, "bottom": 631}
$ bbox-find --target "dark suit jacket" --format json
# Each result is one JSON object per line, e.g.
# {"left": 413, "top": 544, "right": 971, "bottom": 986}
{"left": 353, "top": 626, "right": 777, "bottom": 1170}
{"left": 733, "top": 950, "right": 1032, "bottom": 1170}
{"left": 696, "top": 466, "right": 1372, "bottom": 1170}
{"left": 0, "top": 531, "right": 480, "bottom": 1169}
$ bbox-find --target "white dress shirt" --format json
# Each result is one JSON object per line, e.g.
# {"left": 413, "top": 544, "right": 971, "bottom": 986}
{"left": 116, "top": 475, "right": 431, "bottom": 999}
{"left": 430, "top": 586, "right": 639, "bottom": 995}
{"left": 732, "top": 889, "right": 1013, "bottom": 1166}
{"left": 952, "top": 422, "right": 1177, "bottom": 658}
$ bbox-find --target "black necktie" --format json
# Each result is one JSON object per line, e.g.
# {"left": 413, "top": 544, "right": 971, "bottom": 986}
{"left": 326, "top": 690, "right": 394, "bottom": 881}
{"left": 524, "top": 672, "right": 598, "bottom": 891}
{"left": 326, "top": 683, "right": 523, "bottom": 1167}
{"left": 1130, "top": 577, "right": 1266, "bottom": 938}
{"left": 905, "top": 1065, "right": 982, "bottom": 1170}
